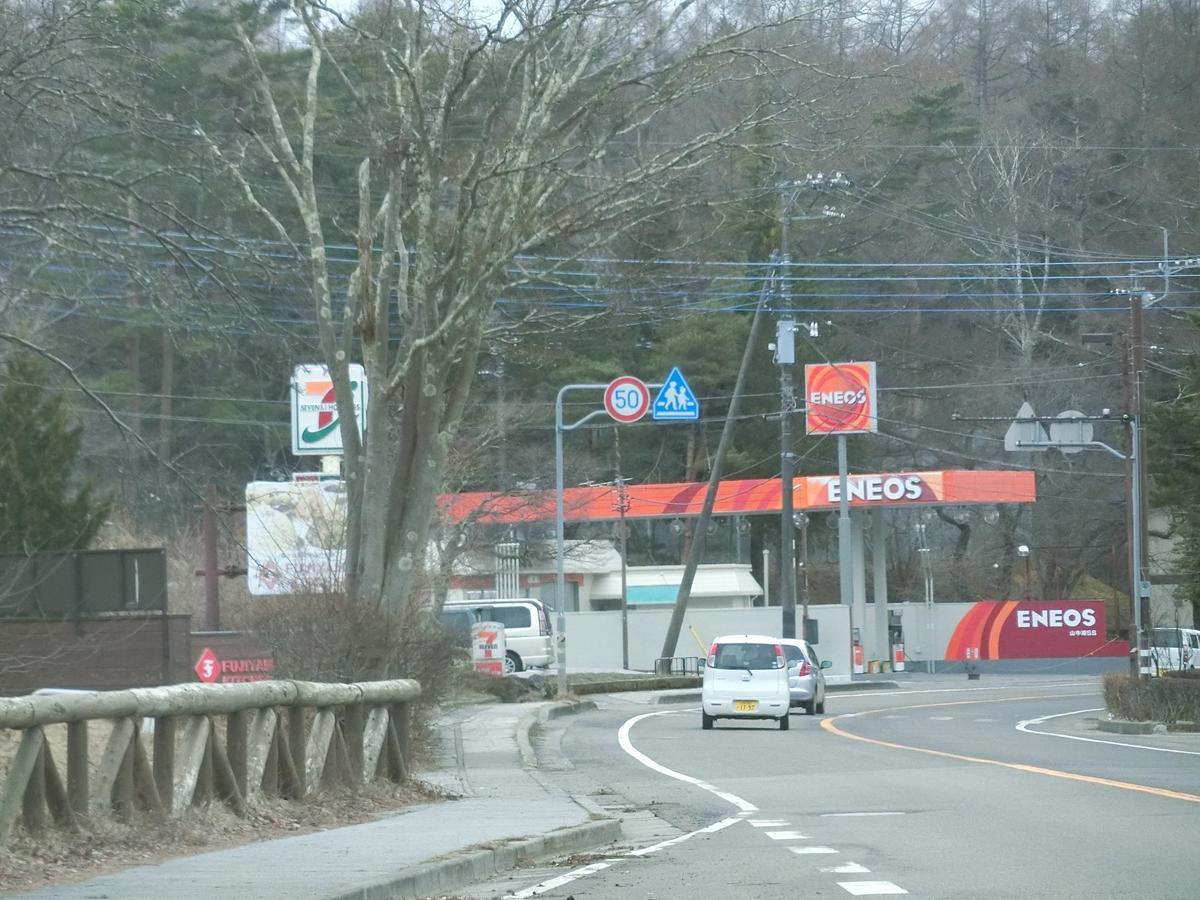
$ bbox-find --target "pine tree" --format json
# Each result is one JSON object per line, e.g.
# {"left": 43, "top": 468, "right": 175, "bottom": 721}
{"left": 0, "top": 355, "right": 109, "bottom": 553}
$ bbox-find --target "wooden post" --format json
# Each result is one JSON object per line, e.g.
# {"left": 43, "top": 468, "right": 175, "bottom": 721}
{"left": 153, "top": 716, "right": 176, "bottom": 815}
{"left": 209, "top": 721, "right": 246, "bottom": 817}
{"left": 42, "top": 746, "right": 78, "bottom": 831}
{"left": 92, "top": 718, "right": 136, "bottom": 815}
{"left": 344, "top": 705, "right": 365, "bottom": 786}
{"left": 304, "top": 709, "right": 336, "bottom": 796}
{"left": 226, "top": 710, "right": 249, "bottom": 799}
{"left": 173, "top": 716, "right": 210, "bottom": 813}
{"left": 132, "top": 735, "right": 161, "bottom": 813}
{"left": 361, "top": 707, "right": 389, "bottom": 782}
{"left": 0, "top": 728, "right": 45, "bottom": 845}
{"left": 288, "top": 707, "right": 307, "bottom": 798}
{"left": 21, "top": 741, "right": 47, "bottom": 833}
{"left": 67, "top": 720, "right": 89, "bottom": 816}
{"left": 113, "top": 732, "right": 135, "bottom": 822}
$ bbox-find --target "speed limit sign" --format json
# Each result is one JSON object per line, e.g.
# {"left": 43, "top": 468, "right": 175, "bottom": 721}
{"left": 603, "top": 376, "right": 651, "bottom": 423}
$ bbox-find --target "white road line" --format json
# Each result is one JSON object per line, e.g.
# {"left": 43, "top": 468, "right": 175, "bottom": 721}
{"left": 842, "top": 681, "right": 1096, "bottom": 699}
{"left": 505, "top": 861, "right": 615, "bottom": 898}
{"left": 1016, "top": 708, "right": 1200, "bottom": 756}
{"left": 617, "top": 710, "right": 759, "bottom": 812}
{"left": 749, "top": 819, "right": 790, "bottom": 827}
{"left": 821, "top": 812, "right": 905, "bottom": 817}
{"left": 765, "top": 830, "right": 810, "bottom": 840}
{"left": 928, "top": 716, "right": 955, "bottom": 720}
{"left": 838, "top": 880, "right": 909, "bottom": 895}
{"left": 626, "top": 816, "right": 743, "bottom": 856}
{"left": 789, "top": 845, "right": 840, "bottom": 854}
{"left": 822, "top": 863, "right": 872, "bottom": 874}
{"left": 506, "top": 817, "right": 745, "bottom": 897}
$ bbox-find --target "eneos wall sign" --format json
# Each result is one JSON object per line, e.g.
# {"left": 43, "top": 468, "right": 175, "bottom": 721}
{"left": 804, "top": 362, "right": 877, "bottom": 434}
{"left": 944, "top": 600, "right": 1127, "bottom": 660}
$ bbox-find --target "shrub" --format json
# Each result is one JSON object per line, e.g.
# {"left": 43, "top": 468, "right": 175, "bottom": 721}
{"left": 1103, "top": 673, "right": 1200, "bottom": 724}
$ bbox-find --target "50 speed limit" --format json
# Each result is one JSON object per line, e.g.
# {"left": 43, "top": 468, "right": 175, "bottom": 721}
{"left": 604, "top": 376, "right": 650, "bottom": 423}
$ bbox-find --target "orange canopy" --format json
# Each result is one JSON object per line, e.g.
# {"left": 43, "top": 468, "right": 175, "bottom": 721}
{"left": 438, "top": 469, "right": 1035, "bottom": 525}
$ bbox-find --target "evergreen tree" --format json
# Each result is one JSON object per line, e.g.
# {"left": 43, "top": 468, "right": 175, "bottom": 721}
{"left": 0, "top": 355, "right": 110, "bottom": 553}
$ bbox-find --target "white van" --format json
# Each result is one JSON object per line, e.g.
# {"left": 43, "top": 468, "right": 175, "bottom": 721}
{"left": 700, "top": 634, "right": 791, "bottom": 730}
{"left": 440, "top": 598, "right": 555, "bottom": 674}
{"left": 1150, "top": 627, "right": 1200, "bottom": 673}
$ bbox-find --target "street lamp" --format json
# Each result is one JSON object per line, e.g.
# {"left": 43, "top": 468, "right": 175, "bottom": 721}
{"left": 1017, "top": 544, "right": 1031, "bottom": 601}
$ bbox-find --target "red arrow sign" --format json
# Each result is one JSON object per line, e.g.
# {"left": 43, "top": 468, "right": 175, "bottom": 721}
{"left": 194, "top": 647, "right": 221, "bottom": 684}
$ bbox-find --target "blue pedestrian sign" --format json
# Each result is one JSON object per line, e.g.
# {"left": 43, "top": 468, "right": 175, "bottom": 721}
{"left": 652, "top": 367, "right": 700, "bottom": 421}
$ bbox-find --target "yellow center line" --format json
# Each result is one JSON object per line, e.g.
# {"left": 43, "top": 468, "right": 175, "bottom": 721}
{"left": 821, "top": 691, "right": 1200, "bottom": 804}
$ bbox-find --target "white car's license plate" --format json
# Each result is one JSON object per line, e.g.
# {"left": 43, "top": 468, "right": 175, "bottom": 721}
{"left": 734, "top": 700, "right": 758, "bottom": 712}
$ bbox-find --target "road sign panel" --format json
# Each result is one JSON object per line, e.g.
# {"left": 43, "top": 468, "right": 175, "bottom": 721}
{"left": 652, "top": 367, "right": 700, "bottom": 421}
{"left": 1048, "top": 410, "right": 1094, "bottom": 453}
{"left": 194, "top": 647, "right": 220, "bottom": 684}
{"left": 604, "top": 376, "right": 650, "bottom": 423}
{"left": 1004, "top": 402, "right": 1049, "bottom": 452}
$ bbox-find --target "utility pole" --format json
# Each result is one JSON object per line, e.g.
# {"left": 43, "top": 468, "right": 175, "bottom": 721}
{"left": 614, "top": 430, "right": 631, "bottom": 671}
{"left": 775, "top": 229, "right": 798, "bottom": 637}
{"left": 774, "top": 172, "right": 849, "bottom": 640}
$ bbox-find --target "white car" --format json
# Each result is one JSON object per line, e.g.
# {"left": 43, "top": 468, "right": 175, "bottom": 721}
{"left": 701, "top": 634, "right": 791, "bottom": 730}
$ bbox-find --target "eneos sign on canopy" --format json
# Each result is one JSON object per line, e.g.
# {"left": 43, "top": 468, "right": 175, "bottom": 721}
{"left": 805, "top": 361, "right": 877, "bottom": 435}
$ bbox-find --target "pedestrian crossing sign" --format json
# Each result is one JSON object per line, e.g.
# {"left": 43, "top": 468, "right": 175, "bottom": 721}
{"left": 652, "top": 367, "right": 700, "bottom": 421}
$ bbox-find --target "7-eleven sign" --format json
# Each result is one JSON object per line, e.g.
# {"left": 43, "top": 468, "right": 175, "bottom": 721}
{"left": 290, "top": 364, "right": 368, "bottom": 456}
{"left": 195, "top": 647, "right": 220, "bottom": 684}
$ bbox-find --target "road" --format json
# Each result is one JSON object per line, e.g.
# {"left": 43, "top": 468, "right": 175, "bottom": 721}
{"left": 460, "top": 676, "right": 1200, "bottom": 899}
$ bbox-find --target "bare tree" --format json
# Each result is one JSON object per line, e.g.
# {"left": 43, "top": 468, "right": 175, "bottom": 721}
{"left": 193, "top": 0, "right": 840, "bottom": 618}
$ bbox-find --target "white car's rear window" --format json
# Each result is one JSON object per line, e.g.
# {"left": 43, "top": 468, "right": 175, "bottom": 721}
{"left": 712, "top": 642, "right": 783, "bottom": 670}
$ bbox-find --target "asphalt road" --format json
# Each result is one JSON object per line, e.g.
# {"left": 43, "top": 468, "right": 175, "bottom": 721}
{"left": 460, "top": 676, "right": 1200, "bottom": 899}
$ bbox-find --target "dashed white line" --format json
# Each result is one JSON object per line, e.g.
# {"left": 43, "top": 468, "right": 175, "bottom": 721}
{"left": 788, "top": 845, "right": 840, "bottom": 854}
{"left": 839, "top": 880, "right": 909, "bottom": 895}
{"left": 928, "top": 715, "right": 955, "bottom": 720}
{"left": 822, "top": 863, "right": 872, "bottom": 874}
{"left": 766, "top": 830, "right": 810, "bottom": 840}
{"left": 749, "top": 819, "right": 790, "bottom": 827}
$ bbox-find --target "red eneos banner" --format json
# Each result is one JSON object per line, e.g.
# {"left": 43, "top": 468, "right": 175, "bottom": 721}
{"left": 944, "top": 600, "right": 1128, "bottom": 660}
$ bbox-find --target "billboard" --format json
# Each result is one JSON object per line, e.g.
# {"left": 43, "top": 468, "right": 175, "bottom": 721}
{"left": 804, "top": 361, "right": 877, "bottom": 434}
{"left": 291, "top": 364, "right": 368, "bottom": 456}
{"left": 944, "top": 600, "right": 1128, "bottom": 660}
{"left": 245, "top": 481, "right": 348, "bottom": 595}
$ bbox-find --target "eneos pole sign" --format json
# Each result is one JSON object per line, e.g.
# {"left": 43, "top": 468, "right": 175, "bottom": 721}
{"left": 804, "top": 361, "right": 877, "bottom": 435}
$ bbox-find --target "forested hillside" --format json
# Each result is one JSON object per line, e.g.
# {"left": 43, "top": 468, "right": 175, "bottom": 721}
{"left": 1, "top": 0, "right": 1197, "bottom": 625}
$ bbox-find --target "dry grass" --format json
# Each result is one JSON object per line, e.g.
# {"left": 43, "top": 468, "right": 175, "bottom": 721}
{"left": 0, "top": 778, "right": 446, "bottom": 894}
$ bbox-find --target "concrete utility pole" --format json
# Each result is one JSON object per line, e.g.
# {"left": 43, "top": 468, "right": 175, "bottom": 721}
{"left": 775, "top": 172, "right": 850, "bottom": 640}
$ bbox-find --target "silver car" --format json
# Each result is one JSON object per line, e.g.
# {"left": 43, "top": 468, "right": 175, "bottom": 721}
{"left": 779, "top": 638, "right": 830, "bottom": 714}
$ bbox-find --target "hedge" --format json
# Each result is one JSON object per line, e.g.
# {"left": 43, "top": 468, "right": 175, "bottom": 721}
{"left": 1103, "top": 672, "right": 1200, "bottom": 724}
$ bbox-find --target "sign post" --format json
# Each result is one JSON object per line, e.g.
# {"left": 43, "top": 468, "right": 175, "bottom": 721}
{"left": 555, "top": 374, "right": 680, "bottom": 696}
{"left": 805, "top": 362, "right": 878, "bottom": 669}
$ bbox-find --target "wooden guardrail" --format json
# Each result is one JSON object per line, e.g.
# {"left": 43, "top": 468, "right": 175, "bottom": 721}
{"left": 0, "top": 678, "right": 421, "bottom": 845}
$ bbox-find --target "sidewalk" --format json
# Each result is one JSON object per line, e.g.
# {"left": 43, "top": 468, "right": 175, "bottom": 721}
{"left": 8, "top": 700, "right": 619, "bottom": 900}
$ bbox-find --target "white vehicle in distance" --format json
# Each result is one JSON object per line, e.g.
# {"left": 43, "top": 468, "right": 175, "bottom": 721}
{"left": 701, "top": 634, "right": 791, "bottom": 730}
{"left": 779, "top": 638, "right": 832, "bottom": 714}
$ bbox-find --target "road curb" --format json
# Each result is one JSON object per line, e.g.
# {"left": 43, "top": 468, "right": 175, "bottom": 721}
{"left": 326, "top": 817, "right": 622, "bottom": 900}
{"left": 517, "top": 698, "right": 598, "bottom": 768}
{"left": 1096, "top": 719, "right": 1167, "bottom": 735}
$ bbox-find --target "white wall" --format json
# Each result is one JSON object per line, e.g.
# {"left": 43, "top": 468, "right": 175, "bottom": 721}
{"left": 563, "top": 604, "right": 852, "bottom": 676}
